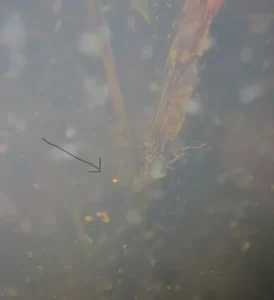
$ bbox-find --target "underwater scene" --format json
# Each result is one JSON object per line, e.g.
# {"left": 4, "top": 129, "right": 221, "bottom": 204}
{"left": 0, "top": 0, "right": 274, "bottom": 299}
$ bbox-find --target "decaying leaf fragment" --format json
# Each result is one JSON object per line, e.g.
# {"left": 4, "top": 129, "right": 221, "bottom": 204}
{"left": 96, "top": 212, "right": 110, "bottom": 223}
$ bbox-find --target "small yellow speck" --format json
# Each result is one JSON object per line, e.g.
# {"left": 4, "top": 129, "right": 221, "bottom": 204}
{"left": 112, "top": 177, "right": 119, "bottom": 183}
{"left": 96, "top": 212, "right": 110, "bottom": 223}
{"left": 85, "top": 215, "right": 93, "bottom": 223}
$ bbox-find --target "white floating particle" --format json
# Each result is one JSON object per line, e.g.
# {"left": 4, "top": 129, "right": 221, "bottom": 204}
{"left": 230, "top": 220, "right": 238, "bottom": 229}
{"left": 65, "top": 127, "right": 76, "bottom": 139}
{"left": 148, "top": 82, "right": 159, "bottom": 92}
{"left": 0, "top": 13, "right": 27, "bottom": 50}
{"left": 16, "top": 119, "right": 27, "bottom": 133}
{"left": 140, "top": 45, "right": 153, "bottom": 60}
{"left": 3, "top": 286, "right": 20, "bottom": 297}
{"left": 48, "top": 57, "right": 57, "bottom": 64}
{"left": 32, "top": 183, "right": 39, "bottom": 189}
{"left": 82, "top": 77, "right": 96, "bottom": 92}
{"left": 127, "top": 15, "right": 137, "bottom": 32}
{"left": 78, "top": 31, "right": 101, "bottom": 57}
{"left": 83, "top": 78, "right": 109, "bottom": 111}
{"left": 4, "top": 67, "right": 20, "bottom": 78}
{"left": 239, "top": 83, "right": 264, "bottom": 105}
{"left": 241, "top": 241, "right": 251, "bottom": 253}
{"left": 212, "top": 116, "right": 221, "bottom": 126}
{"left": 216, "top": 173, "right": 227, "bottom": 185}
{"left": 54, "top": 20, "right": 62, "bottom": 33}
{"left": 150, "top": 158, "right": 165, "bottom": 180}
{"left": 184, "top": 98, "right": 202, "bottom": 115}
{"left": 101, "top": 5, "right": 112, "bottom": 12}
{"left": 91, "top": 83, "right": 109, "bottom": 104}
{"left": 20, "top": 219, "right": 32, "bottom": 234}
{"left": 78, "top": 26, "right": 111, "bottom": 58}
{"left": 6, "top": 112, "right": 26, "bottom": 132}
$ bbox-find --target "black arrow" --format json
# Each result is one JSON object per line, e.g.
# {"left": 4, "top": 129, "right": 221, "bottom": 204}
{"left": 42, "top": 137, "right": 101, "bottom": 173}
{"left": 88, "top": 157, "right": 101, "bottom": 173}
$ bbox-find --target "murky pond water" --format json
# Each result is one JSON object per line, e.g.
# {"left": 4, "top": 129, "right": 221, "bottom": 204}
{"left": 0, "top": 0, "right": 274, "bottom": 299}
